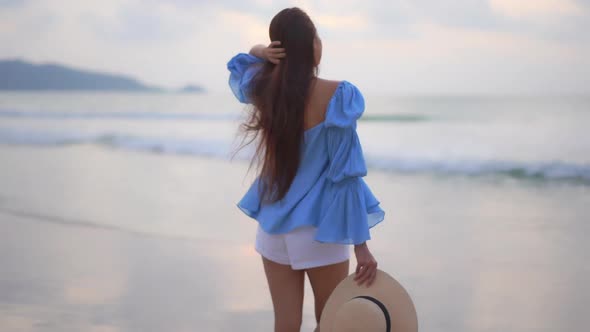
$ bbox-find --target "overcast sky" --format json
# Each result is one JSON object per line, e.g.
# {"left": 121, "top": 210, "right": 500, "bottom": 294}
{"left": 1, "top": 0, "right": 589, "bottom": 95}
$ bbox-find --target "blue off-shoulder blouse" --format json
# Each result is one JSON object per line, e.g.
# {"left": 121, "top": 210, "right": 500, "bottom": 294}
{"left": 227, "top": 53, "right": 385, "bottom": 245}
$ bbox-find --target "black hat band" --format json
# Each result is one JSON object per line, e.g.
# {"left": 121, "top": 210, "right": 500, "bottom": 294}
{"left": 352, "top": 295, "right": 391, "bottom": 332}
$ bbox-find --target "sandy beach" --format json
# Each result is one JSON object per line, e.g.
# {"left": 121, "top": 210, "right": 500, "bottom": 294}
{"left": 1, "top": 144, "right": 589, "bottom": 331}
{"left": 1, "top": 0, "right": 589, "bottom": 329}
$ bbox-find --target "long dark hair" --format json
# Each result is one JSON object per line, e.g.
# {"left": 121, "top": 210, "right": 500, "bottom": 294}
{"left": 237, "top": 7, "right": 319, "bottom": 204}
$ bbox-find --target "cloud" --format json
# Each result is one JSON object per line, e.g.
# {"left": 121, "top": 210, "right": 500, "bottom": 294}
{"left": 0, "top": 2, "right": 56, "bottom": 42}
{"left": 0, "top": 0, "right": 26, "bottom": 7}
{"left": 218, "top": 10, "right": 268, "bottom": 44}
{"left": 490, "top": 0, "right": 583, "bottom": 18}
{"left": 83, "top": 3, "right": 199, "bottom": 43}
{"left": 408, "top": 0, "right": 500, "bottom": 29}
{"left": 0, "top": 0, "right": 588, "bottom": 94}
{"left": 486, "top": 0, "right": 590, "bottom": 43}
{"left": 314, "top": 14, "right": 368, "bottom": 30}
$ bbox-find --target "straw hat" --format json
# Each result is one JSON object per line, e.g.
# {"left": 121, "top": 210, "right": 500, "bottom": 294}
{"left": 319, "top": 269, "right": 418, "bottom": 332}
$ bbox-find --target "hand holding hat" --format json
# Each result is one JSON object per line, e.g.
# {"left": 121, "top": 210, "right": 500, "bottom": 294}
{"left": 320, "top": 269, "right": 418, "bottom": 332}
{"left": 353, "top": 242, "right": 378, "bottom": 287}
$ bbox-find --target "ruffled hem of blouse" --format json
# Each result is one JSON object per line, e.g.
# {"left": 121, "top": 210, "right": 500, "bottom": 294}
{"left": 313, "top": 178, "right": 384, "bottom": 245}
{"left": 236, "top": 177, "right": 385, "bottom": 245}
{"left": 236, "top": 202, "right": 257, "bottom": 219}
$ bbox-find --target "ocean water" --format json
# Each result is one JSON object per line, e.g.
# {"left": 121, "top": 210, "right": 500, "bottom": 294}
{"left": 0, "top": 91, "right": 589, "bottom": 331}
{"left": 1, "top": 92, "right": 589, "bottom": 183}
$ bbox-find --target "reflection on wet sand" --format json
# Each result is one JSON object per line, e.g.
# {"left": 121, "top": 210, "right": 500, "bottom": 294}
{"left": 366, "top": 176, "right": 590, "bottom": 332}
{"left": 0, "top": 146, "right": 589, "bottom": 331}
{"left": 0, "top": 213, "right": 274, "bottom": 331}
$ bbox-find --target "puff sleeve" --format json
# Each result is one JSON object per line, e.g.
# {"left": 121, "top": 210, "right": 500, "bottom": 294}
{"left": 227, "top": 53, "right": 265, "bottom": 104}
{"left": 314, "top": 81, "right": 385, "bottom": 245}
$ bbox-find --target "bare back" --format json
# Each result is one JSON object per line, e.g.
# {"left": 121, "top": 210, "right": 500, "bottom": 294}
{"left": 304, "top": 78, "right": 341, "bottom": 131}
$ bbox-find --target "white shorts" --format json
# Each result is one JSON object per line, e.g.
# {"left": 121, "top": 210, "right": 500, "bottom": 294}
{"left": 255, "top": 224, "right": 350, "bottom": 270}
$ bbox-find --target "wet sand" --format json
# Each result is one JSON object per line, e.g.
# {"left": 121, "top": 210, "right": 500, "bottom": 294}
{"left": 1, "top": 145, "right": 589, "bottom": 331}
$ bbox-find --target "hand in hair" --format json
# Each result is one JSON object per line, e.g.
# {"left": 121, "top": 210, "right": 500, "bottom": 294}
{"left": 249, "top": 41, "right": 286, "bottom": 64}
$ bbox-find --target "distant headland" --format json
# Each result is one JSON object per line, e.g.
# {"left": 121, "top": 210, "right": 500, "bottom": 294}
{"left": 0, "top": 59, "right": 205, "bottom": 93}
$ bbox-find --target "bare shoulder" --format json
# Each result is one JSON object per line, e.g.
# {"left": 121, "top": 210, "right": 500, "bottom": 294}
{"left": 311, "top": 78, "right": 342, "bottom": 101}
{"left": 305, "top": 78, "right": 343, "bottom": 128}
{"left": 315, "top": 78, "right": 341, "bottom": 91}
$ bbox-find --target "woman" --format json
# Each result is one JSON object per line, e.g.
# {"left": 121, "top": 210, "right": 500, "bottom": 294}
{"left": 227, "top": 7, "right": 385, "bottom": 332}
